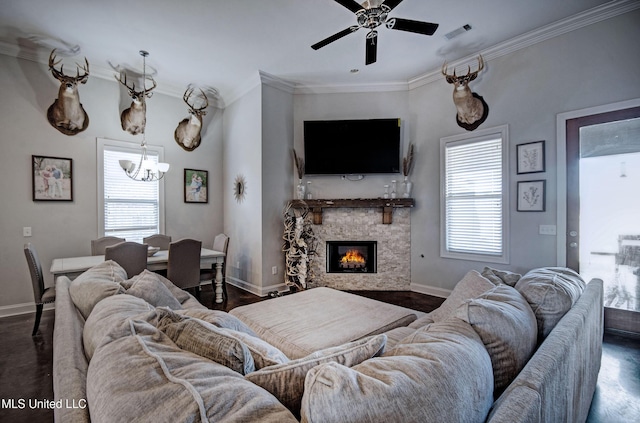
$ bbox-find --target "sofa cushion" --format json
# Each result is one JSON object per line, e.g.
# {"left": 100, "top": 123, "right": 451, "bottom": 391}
{"left": 83, "top": 294, "right": 153, "bottom": 360}
{"left": 515, "top": 267, "right": 586, "bottom": 340}
{"left": 69, "top": 260, "right": 127, "bottom": 320}
{"left": 122, "top": 270, "right": 205, "bottom": 308}
{"left": 428, "top": 270, "right": 496, "bottom": 323}
{"left": 382, "top": 326, "right": 417, "bottom": 350}
{"left": 125, "top": 270, "right": 183, "bottom": 310}
{"left": 407, "top": 314, "right": 435, "bottom": 329}
{"left": 301, "top": 318, "right": 493, "bottom": 423}
{"left": 455, "top": 284, "right": 538, "bottom": 393}
{"left": 86, "top": 319, "right": 297, "bottom": 423}
{"left": 154, "top": 308, "right": 255, "bottom": 375}
{"left": 177, "top": 308, "right": 258, "bottom": 336}
{"left": 246, "top": 334, "right": 386, "bottom": 416}
{"left": 482, "top": 266, "right": 522, "bottom": 287}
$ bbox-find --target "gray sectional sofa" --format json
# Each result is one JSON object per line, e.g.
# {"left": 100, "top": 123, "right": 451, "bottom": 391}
{"left": 53, "top": 260, "right": 603, "bottom": 422}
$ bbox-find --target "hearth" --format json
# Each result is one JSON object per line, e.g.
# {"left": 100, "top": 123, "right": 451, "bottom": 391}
{"left": 326, "top": 241, "right": 377, "bottom": 273}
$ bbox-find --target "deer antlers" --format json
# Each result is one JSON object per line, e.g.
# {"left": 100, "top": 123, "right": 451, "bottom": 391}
{"left": 115, "top": 73, "right": 157, "bottom": 99}
{"left": 49, "top": 49, "right": 89, "bottom": 84}
{"left": 441, "top": 55, "right": 484, "bottom": 84}
{"left": 183, "top": 86, "right": 209, "bottom": 115}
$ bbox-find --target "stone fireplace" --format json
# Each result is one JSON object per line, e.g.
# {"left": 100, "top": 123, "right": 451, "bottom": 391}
{"left": 303, "top": 201, "right": 412, "bottom": 290}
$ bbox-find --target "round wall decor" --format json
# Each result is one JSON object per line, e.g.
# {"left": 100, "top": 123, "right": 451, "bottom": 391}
{"left": 234, "top": 174, "right": 247, "bottom": 203}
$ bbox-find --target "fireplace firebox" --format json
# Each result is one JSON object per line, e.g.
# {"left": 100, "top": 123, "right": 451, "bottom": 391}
{"left": 326, "top": 241, "right": 377, "bottom": 273}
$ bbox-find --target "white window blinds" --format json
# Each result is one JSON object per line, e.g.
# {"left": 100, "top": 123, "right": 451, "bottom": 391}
{"left": 441, "top": 126, "right": 509, "bottom": 263}
{"left": 98, "top": 139, "right": 164, "bottom": 244}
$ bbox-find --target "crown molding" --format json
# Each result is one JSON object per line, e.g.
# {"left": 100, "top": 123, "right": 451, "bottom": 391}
{"left": 225, "top": 70, "right": 297, "bottom": 106}
{"left": 293, "top": 80, "right": 409, "bottom": 95}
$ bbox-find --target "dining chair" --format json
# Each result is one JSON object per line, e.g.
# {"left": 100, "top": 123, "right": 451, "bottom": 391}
{"left": 201, "top": 233, "right": 229, "bottom": 301}
{"left": 143, "top": 234, "right": 172, "bottom": 250}
{"left": 24, "top": 243, "right": 56, "bottom": 336}
{"left": 91, "top": 236, "right": 125, "bottom": 255}
{"left": 104, "top": 241, "right": 148, "bottom": 278}
{"left": 167, "top": 238, "right": 203, "bottom": 297}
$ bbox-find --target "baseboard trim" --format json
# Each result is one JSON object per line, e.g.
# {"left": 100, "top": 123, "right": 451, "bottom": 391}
{"left": 0, "top": 302, "right": 55, "bottom": 318}
{"left": 226, "top": 277, "right": 289, "bottom": 297}
{"left": 410, "top": 283, "right": 451, "bottom": 298}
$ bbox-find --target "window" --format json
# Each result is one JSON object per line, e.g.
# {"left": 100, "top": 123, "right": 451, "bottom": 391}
{"left": 97, "top": 138, "right": 165, "bottom": 243}
{"left": 440, "top": 125, "right": 509, "bottom": 263}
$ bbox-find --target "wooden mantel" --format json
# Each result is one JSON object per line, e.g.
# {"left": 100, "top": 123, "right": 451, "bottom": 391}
{"left": 290, "top": 198, "right": 415, "bottom": 225}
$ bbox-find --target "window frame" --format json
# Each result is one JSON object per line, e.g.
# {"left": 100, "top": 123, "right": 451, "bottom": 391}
{"left": 440, "top": 124, "right": 510, "bottom": 264}
{"left": 97, "top": 138, "right": 166, "bottom": 242}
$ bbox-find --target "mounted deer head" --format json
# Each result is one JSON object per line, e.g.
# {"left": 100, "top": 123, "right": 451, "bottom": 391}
{"left": 116, "top": 73, "right": 156, "bottom": 135}
{"left": 47, "top": 49, "right": 90, "bottom": 135}
{"left": 442, "top": 55, "right": 489, "bottom": 131}
{"left": 174, "top": 86, "right": 208, "bottom": 151}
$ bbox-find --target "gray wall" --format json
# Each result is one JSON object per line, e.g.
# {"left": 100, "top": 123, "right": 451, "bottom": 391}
{"left": 0, "top": 54, "right": 223, "bottom": 314}
{"left": 293, "top": 9, "right": 640, "bottom": 294}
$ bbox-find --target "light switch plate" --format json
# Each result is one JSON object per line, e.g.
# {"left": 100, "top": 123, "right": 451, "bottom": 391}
{"left": 23, "top": 227, "right": 32, "bottom": 237}
{"left": 539, "top": 225, "right": 557, "bottom": 236}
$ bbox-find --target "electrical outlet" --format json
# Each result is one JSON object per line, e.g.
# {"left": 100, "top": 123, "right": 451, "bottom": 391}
{"left": 23, "top": 227, "right": 32, "bottom": 237}
{"left": 539, "top": 225, "right": 557, "bottom": 236}
{"left": 272, "top": 266, "right": 278, "bottom": 275}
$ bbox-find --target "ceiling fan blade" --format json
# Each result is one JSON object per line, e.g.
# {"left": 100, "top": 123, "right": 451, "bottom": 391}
{"left": 334, "top": 0, "right": 364, "bottom": 14}
{"left": 387, "top": 17, "right": 439, "bottom": 35}
{"left": 365, "top": 31, "right": 378, "bottom": 65}
{"left": 382, "top": 0, "right": 405, "bottom": 11}
{"left": 312, "top": 26, "right": 359, "bottom": 50}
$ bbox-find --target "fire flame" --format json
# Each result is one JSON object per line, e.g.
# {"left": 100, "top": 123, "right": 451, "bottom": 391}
{"left": 340, "top": 250, "right": 366, "bottom": 264}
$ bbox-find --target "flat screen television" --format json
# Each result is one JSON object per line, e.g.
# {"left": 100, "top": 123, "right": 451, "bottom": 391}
{"left": 303, "top": 118, "right": 401, "bottom": 175}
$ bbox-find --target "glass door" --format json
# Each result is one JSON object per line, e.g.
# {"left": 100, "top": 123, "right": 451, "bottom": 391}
{"left": 566, "top": 106, "right": 640, "bottom": 332}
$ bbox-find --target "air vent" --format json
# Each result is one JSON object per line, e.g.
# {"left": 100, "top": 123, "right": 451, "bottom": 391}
{"left": 444, "top": 24, "right": 472, "bottom": 40}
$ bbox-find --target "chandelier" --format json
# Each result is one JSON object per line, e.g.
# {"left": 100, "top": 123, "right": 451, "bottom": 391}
{"left": 118, "top": 50, "right": 170, "bottom": 182}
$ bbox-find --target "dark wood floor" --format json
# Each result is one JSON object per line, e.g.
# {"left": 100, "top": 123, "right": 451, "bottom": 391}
{"left": 1, "top": 284, "right": 638, "bottom": 422}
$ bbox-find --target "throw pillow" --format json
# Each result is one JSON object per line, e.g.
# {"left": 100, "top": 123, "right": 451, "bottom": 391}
{"left": 301, "top": 318, "right": 493, "bottom": 423}
{"left": 177, "top": 309, "right": 258, "bottom": 336}
{"left": 481, "top": 266, "right": 522, "bottom": 287}
{"left": 515, "top": 267, "right": 586, "bottom": 340}
{"left": 154, "top": 308, "right": 255, "bottom": 375}
{"left": 246, "top": 334, "right": 386, "bottom": 416}
{"left": 220, "top": 328, "right": 289, "bottom": 369}
{"left": 125, "top": 270, "right": 182, "bottom": 310}
{"left": 69, "top": 260, "right": 127, "bottom": 319}
{"left": 454, "top": 284, "right": 538, "bottom": 393}
{"left": 429, "top": 270, "right": 495, "bottom": 322}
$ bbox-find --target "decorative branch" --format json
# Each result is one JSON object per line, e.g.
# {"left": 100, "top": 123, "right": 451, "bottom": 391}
{"left": 282, "top": 202, "right": 316, "bottom": 291}
{"left": 292, "top": 149, "right": 305, "bottom": 180}
{"left": 402, "top": 143, "right": 415, "bottom": 177}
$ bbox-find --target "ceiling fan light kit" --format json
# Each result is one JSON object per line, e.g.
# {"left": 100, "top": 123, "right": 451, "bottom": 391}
{"left": 312, "top": 0, "right": 439, "bottom": 65}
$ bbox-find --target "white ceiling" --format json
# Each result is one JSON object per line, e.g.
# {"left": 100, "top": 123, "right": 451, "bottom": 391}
{"left": 0, "top": 0, "right": 633, "bottom": 103}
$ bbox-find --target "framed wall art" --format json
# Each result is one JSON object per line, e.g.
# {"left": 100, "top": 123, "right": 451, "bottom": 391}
{"left": 517, "top": 140, "right": 545, "bottom": 174}
{"left": 184, "top": 169, "right": 208, "bottom": 203}
{"left": 32, "top": 155, "right": 73, "bottom": 201}
{"left": 517, "top": 180, "right": 545, "bottom": 212}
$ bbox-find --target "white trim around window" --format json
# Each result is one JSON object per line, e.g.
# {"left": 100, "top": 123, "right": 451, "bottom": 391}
{"left": 97, "top": 138, "right": 166, "bottom": 243}
{"left": 440, "top": 124, "right": 510, "bottom": 264}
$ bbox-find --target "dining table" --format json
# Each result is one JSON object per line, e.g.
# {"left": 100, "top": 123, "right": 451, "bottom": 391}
{"left": 50, "top": 248, "right": 227, "bottom": 303}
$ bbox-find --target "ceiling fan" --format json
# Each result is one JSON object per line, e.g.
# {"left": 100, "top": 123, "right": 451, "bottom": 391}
{"left": 311, "top": 0, "right": 439, "bottom": 65}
